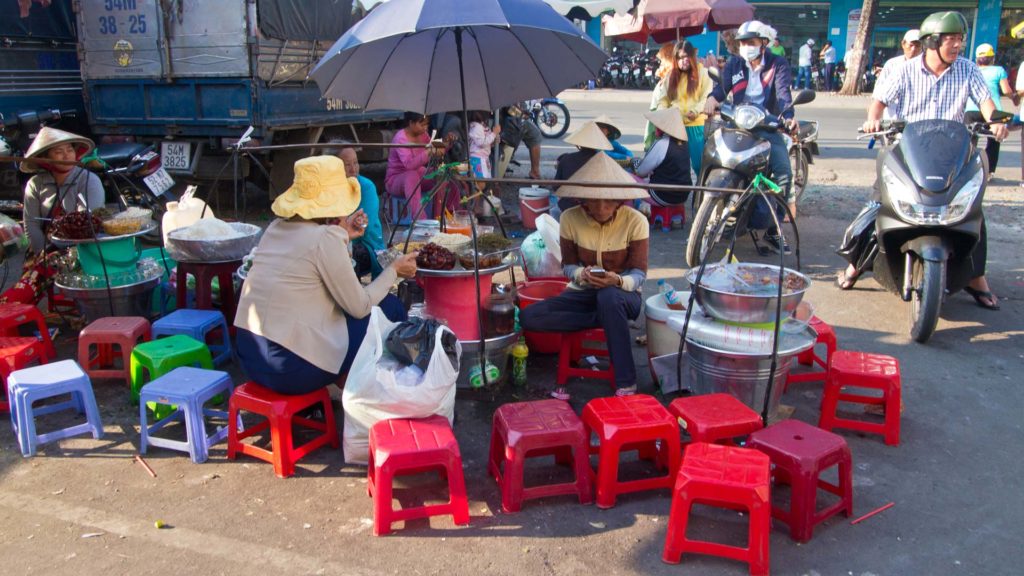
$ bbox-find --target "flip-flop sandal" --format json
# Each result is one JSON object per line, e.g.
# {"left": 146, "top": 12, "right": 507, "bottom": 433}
{"left": 963, "top": 286, "right": 1000, "bottom": 310}
{"left": 551, "top": 387, "right": 571, "bottom": 401}
{"left": 835, "top": 270, "right": 859, "bottom": 291}
{"left": 614, "top": 385, "right": 637, "bottom": 397}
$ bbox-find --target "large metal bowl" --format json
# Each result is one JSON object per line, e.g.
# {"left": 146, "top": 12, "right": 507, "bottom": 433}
{"left": 164, "top": 222, "right": 262, "bottom": 263}
{"left": 686, "top": 263, "right": 810, "bottom": 324}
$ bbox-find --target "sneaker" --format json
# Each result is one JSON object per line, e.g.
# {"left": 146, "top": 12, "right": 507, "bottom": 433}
{"left": 551, "top": 387, "right": 571, "bottom": 401}
{"left": 614, "top": 385, "right": 637, "bottom": 397}
{"left": 763, "top": 232, "right": 792, "bottom": 255}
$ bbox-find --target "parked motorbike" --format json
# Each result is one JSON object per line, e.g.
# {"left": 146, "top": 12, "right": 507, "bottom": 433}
{"left": 685, "top": 88, "right": 817, "bottom": 267}
{"left": 528, "top": 98, "right": 571, "bottom": 139}
{"left": 848, "top": 112, "right": 1010, "bottom": 342}
{"left": 0, "top": 108, "right": 80, "bottom": 213}
{"left": 85, "top": 142, "right": 176, "bottom": 235}
{"left": 785, "top": 120, "right": 819, "bottom": 203}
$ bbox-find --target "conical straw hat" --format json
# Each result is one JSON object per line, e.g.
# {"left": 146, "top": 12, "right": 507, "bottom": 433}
{"left": 564, "top": 120, "right": 613, "bottom": 151}
{"left": 644, "top": 108, "right": 688, "bottom": 141}
{"left": 593, "top": 114, "right": 622, "bottom": 141}
{"left": 21, "top": 127, "right": 95, "bottom": 173}
{"left": 555, "top": 152, "right": 648, "bottom": 200}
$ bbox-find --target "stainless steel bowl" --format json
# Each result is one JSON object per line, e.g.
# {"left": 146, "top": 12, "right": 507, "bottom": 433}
{"left": 686, "top": 263, "right": 810, "bottom": 324}
{"left": 164, "top": 222, "right": 262, "bottom": 263}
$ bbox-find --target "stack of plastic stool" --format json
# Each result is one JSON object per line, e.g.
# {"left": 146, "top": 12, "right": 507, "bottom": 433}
{"left": 368, "top": 415, "right": 469, "bottom": 535}
{"left": 662, "top": 442, "right": 771, "bottom": 575}
{"left": 557, "top": 328, "right": 615, "bottom": 390}
{"left": 582, "top": 394, "right": 680, "bottom": 508}
{"left": 77, "top": 316, "right": 152, "bottom": 385}
{"left": 818, "top": 350, "right": 901, "bottom": 446}
{"left": 130, "top": 334, "right": 214, "bottom": 420}
{"left": 152, "top": 309, "right": 232, "bottom": 366}
{"left": 7, "top": 360, "right": 104, "bottom": 457}
{"left": 175, "top": 261, "right": 241, "bottom": 335}
{"left": 0, "top": 302, "right": 57, "bottom": 358}
{"left": 668, "top": 393, "right": 764, "bottom": 444}
{"left": 0, "top": 336, "right": 52, "bottom": 412}
{"left": 488, "top": 399, "right": 593, "bottom": 512}
{"left": 139, "top": 367, "right": 236, "bottom": 463}
{"left": 788, "top": 316, "right": 838, "bottom": 388}
{"left": 649, "top": 204, "right": 686, "bottom": 232}
{"left": 227, "top": 381, "right": 338, "bottom": 478}
{"left": 747, "top": 419, "right": 853, "bottom": 542}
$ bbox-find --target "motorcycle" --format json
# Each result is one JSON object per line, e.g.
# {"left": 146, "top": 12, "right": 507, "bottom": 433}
{"left": 849, "top": 112, "right": 1010, "bottom": 342}
{"left": 685, "top": 87, "right": 816, "bottom": 268}
{"left": 784, "top": 120, "right": 819, "bottom": 203}
{"left": 528, "top": 98, "right": 571, "bottom": 139}
{"left": 85, "top": 141, "right": 176, "bottom": 236}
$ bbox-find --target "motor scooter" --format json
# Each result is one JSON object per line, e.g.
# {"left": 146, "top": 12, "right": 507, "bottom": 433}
{"left": 851, "top": 111, "right": 1011, "bottom": 342}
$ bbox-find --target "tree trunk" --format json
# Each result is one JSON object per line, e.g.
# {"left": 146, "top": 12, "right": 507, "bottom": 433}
{"left": 839, "top": 0, "right": 879, "bottom": 95}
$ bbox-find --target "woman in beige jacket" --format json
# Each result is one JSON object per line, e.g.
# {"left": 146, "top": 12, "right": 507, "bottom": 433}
{"left": 234, "top": 156, "right": 417, "bottom": 394}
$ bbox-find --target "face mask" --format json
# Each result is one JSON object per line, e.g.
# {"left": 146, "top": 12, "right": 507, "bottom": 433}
{"left": 740, "top": 45, "right": 761, "bottom": 61}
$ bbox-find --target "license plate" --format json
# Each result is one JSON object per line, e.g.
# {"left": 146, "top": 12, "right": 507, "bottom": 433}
{"left": 161, "top": 141, "right": 192, "bottom": 171}
{"left": 143, "top": 167, "right": 175, "bottom": 196}
{"left": 610, "top": 70, "right": 619, "bottom": 76}
{"left": 811, "top": 71, "right": 819, "bottom": 78}
{"left": 645, "top": 70, "right": 653, "bottom": 76}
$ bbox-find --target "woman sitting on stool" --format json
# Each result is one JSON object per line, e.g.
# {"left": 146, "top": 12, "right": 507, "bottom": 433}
{"left": 519, "top": 153, "right": 650, "bottom": 401}
{"left": 234, "top": 156, "right": 417, "bottom": 395}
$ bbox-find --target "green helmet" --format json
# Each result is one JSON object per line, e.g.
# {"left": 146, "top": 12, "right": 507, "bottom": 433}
{"left": 920, "top": 11, "right": 968, "bottom": 39}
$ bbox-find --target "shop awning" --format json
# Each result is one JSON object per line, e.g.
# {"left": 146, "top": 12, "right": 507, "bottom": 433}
{"left": 603, "top": 0, "right": 754, "bottom": 43}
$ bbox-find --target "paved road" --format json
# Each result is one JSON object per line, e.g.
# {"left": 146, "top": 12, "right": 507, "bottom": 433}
{"left": 0, "top": 90, "right": 1020, "bottom": 576}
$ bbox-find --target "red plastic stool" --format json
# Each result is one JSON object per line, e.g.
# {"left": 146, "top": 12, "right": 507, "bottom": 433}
{"left": 77, "top": 316, "right": 152, "bottom": 385}
{"left": 662, "top": 442, "right": 771, "bottom": 575}
{"left": 669, "top": 393, "right": 764, "bottom": 444}
{"left": 649, "top": 204, "right": 686, "bottom": 232}
{"left": 557, "top": 329, "right": 615, "bottom": 390}
{"left": 368, "top": 415, "right": 469, "bottom": 536}
{"left": 488, "top": 400, "right": 593, "bottom": 512}
{"left": 582, "top": 394, "right": 680, "bottom": 509}
{"left": 747, "top": 419, "right": 853, "bottom": 542}
{"left": 0, "top": 337, "right": 52, "bottom": 412}
{"left": 176, "top": 260, "right": 241, "bottom": 333}
{"left": 0, "top": 303, "right": 56, "bottom": 359}
{"left": 818, "top": 351, "right": 901, "bottom": 446}
{"left": 227, "top": 381, "right": 339, "bottom": 478}
{"left": 788, "top": 317, "right": 838, "bottom": 387}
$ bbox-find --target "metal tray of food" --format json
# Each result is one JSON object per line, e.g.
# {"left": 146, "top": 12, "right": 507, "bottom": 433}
{"left": 49, "top": 222, "right": 158, "bottom": 248}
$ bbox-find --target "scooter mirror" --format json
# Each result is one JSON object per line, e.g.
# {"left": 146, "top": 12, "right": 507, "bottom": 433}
{"left": 791, "top": 89, "right": 816, "bottom": 106}
{"left": 707, "top": 68, "right": 721, "bottom": 83}
{"left": 989, "top": 110, "right": 1014, "bottom": 123}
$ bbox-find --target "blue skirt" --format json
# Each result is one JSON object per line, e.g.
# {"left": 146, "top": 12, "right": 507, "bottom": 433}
{"left": 686, "top": 124, "right": 706, "bottom": 178}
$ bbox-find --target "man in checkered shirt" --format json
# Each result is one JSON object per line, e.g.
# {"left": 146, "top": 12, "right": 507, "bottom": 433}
{"left": 841, "top": 11, "right": 1005, "bottom": 310}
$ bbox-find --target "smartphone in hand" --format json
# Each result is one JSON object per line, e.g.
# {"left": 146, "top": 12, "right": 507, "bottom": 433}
{"left": 589, "top": 267, "right": 606, "bottom": 278}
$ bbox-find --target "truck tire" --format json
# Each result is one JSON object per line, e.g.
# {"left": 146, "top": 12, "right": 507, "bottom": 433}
{"left": 910, "top": 257, "right": 944, "bottom": 343}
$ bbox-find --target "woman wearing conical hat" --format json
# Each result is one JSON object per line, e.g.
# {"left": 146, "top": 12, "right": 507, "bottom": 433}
{"left": 0, "top": 127, "right": 105, "bottom": 306}
{"left": 634, "top": 108, "right": 692, "bottom": 207}
{"left": 519, "top": 153, "right": 650, "bottom": 401}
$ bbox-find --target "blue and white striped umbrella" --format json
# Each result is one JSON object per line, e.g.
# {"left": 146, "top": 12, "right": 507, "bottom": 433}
{"left": 309, "top": 0, "right": 608, "bottom": 114}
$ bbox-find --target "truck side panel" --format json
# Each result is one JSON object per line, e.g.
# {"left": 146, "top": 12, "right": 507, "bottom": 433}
{"left": 88, "top": 79, "right": 252, "bottom": 136}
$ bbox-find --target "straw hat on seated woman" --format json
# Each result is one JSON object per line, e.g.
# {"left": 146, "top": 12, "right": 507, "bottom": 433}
{"left": 519, "top": 153, "right": 649, "bottom": 401}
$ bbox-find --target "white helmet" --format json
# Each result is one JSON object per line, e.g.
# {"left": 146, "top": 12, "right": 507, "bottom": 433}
{"left": 735, "top": 20, "right": 771, "bottom": 42}
{"left": 0, "top": 136, "right": 11, "bottom": 158}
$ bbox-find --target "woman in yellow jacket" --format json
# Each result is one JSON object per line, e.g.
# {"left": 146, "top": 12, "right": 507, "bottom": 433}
{"left": 649, "top": 41, "right": 712, "bottom": 179}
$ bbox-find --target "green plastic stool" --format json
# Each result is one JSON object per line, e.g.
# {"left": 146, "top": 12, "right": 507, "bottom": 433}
{"left": 130, "top": 334, "right": 215, "bottom": 418}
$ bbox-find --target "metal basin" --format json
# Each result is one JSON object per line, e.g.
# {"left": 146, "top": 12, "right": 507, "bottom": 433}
{"left": 686, "top": 263, "right": 810, "bottom": 324}
{"left": 56, "top": 276, "right": 160, "bottom": 324}
{"left": 165, "top": 222, "right": 262, "bottom": 263}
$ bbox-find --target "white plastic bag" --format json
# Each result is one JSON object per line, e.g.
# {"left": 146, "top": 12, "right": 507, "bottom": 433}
{"left": 342, "top": 307, "right": 461, "bottom": 465}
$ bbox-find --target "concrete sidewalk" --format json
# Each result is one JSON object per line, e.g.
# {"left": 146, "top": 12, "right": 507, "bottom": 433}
{"left": 559, "top": 87, "right": 876, "bottom": 111}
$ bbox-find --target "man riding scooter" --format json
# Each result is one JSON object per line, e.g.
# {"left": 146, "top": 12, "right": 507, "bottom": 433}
{"left": 704, "top": 19, "right": 799, "bottom": 252}
{"left": 838, "top": 11, "right": 1007, "bottom": 312}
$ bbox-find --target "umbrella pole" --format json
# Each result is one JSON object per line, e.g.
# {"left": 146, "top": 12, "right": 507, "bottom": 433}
{"left": 455, "top": 28, "right": 491, "bottom": 387}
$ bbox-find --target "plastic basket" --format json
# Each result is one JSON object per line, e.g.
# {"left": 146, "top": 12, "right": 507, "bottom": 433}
{"left": 76, "top": 237, "right": 142, "bottom": 276}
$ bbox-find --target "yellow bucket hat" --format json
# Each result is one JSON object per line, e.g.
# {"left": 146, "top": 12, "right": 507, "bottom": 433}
{"left": 272, "top": 156, "right": 361, "bottom": 220}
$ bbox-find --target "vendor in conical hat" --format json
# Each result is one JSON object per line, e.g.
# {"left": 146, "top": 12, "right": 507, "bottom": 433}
{"left": 234, "top": 155, "right": 417, "bottom": 395}
{"left": 634, "top": 107, "right": 692, "bottom": 207}
{"left": 0, "top": 127, "right": 105, "bottom": 306}
{"left": 593, "top": 114, "right": 634, "bottom": 164}
{"left": 554, "top": 120, "right": 613, "bottom": 214}
{"left": 519, "top": 152, "right": 649, "bottom": 401}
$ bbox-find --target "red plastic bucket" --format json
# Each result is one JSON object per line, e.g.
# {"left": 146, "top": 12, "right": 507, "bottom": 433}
{"left": 419, "top": 272, "right": 496, "bottom": 341}
{"left": 517, "top": 280, "right": 567, "bottom": 354}
{"left": 518, "top": 186, "right": 551, "bottom": 229}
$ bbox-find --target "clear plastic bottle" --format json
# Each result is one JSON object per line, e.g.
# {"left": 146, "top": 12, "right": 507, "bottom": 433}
{"left": 511, "top": 339, "right": 529, "bottom": 387}
{"left": 658, "top": 279, "right": 685, "bottom": 310}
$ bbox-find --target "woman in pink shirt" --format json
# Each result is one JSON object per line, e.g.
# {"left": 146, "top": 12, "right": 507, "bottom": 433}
{"left": 385, "top": 112, "right": 442, "bottom": 219}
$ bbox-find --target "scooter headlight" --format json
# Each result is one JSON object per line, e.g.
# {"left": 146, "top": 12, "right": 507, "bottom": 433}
{"left": 886, "top": 164, "right": 983, "bottom": 225}
{"left": 734, "top": 105, "right": 766, "bottom": 131}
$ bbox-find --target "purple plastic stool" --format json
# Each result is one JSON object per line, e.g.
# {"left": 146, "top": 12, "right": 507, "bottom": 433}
{"left": 139, "top": 366, "right": 237, "bottom": 463}
{"left": 7, "top": 360, "right": 104, "bottom": 457}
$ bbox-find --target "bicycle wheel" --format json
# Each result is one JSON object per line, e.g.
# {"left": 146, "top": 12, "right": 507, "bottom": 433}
{"left": 537, "top": 102, "right": 570, "bottom": 139}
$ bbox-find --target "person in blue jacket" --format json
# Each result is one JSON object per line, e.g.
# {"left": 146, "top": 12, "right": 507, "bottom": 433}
{"left": 703, "top": 19, "right": 799, "bottom": 253}
{"left": 594, "top": 115, "right": 633, "bottom": 164}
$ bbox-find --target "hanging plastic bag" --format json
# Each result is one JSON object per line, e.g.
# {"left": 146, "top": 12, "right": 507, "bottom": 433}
{"left": 836, "top": 202, "right": 879, "bottom": 269}
{"left": 342, "top": 307, "right": 462, "bottom": 465}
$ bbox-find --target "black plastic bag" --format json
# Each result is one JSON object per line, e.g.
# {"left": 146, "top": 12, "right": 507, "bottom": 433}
{"left": 837, "top": 202, "right": 879, "bottom": 270}
{"left": 385, "top": 317, "right": 459, "bottom": 371}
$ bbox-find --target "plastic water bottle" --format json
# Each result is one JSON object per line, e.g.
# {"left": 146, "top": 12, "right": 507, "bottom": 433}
{"left": 511, "top": 339, "right": 529, "bottom": 387}
{"left": 658, "top": 279, "right": 685, "bottom": 310}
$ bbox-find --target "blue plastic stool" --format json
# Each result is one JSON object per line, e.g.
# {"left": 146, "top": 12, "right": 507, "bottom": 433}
{"left": 7, "top": 360, "right": 104, "bottom": 457}
{"left": 153, "top": 309, "right": 232, "bottom": 366}
{"left": 139, "top": 367, "right": 236, "bottom": 463}
{"left": 388, "top": 195, "right": 413, "bottom": 226}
